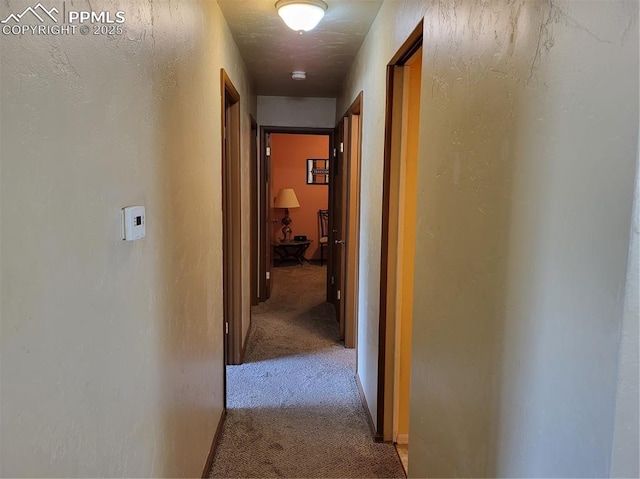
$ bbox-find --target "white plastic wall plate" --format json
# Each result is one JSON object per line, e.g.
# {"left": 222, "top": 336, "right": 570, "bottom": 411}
{"left": 122, "top": 206, "right": 146, "bottom": 241}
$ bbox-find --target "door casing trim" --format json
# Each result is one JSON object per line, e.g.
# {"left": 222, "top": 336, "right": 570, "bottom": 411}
{"left": 258, "top": 126, "right": 335, "bottom": 301}
{"left": 221, "top": 69, "right": 243, "bottom": 369}
{"left": 377, "top": 21, "right": 424, "bottom": 442}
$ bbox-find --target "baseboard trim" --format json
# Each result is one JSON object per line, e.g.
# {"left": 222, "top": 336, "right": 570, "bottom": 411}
{"left": 356, "top": 373, "right": 383, "bottom": 442}
{"left": 395, "top": 433, "right": 409, "bottom": 445}
{"left": 201, "top": 408, "right": 226, "bottom": 478}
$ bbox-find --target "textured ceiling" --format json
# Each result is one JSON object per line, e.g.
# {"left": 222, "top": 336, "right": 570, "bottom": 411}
{"left": 217, "top": 0, "right": 383, "bottom": 98}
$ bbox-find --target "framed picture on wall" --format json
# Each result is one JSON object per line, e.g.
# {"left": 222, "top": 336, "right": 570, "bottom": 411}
{"left": 307, "top": 159, "right": 329, "bottom": 185}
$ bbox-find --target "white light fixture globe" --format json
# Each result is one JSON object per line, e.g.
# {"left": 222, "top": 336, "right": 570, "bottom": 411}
{"left": 275, "top": 0, "right": 328, "bottom": 33}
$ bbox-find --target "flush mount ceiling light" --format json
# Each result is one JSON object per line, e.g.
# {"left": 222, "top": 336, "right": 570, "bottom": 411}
{"left": 275, "top": 0, "right": 328, "bottom": 33}
{"left": 291, "top": 71, "right": 306, "bottom": 80}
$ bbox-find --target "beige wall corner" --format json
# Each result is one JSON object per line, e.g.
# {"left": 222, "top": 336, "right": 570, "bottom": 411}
{"left": 610, "top": 148, "right": 640, "bottom": 478}
{"left": 0, "top": 0, "right": 254, "bottom": 476}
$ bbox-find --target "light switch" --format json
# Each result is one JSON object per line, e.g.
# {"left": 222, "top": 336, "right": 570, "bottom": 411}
{"left": 122, "top": 206, "right": 146, "bottom": 241}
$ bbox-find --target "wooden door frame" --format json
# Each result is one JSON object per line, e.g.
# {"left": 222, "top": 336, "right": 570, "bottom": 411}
{"left": 221, "top": 69, "right": 243, "bottom": 367}
{"left": 330, "top": 93, "right": 364, "bottom": 349}
{"left": 258, "top": 126, "right": 335, "bottom": 301}
{"left": 376, "top": 22, "right": 423, "bottom": 442}
{"left": 343, "top": 92, "right": 364, "bottom": 349}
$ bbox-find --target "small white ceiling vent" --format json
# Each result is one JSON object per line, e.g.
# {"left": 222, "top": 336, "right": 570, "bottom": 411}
{"left": 291, "top": 71, "right": 307, "bottom": 80}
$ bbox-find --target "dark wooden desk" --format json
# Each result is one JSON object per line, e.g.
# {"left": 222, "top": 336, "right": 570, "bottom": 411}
{"left": 272, "top": 240, "right": 312, "bottom": 265}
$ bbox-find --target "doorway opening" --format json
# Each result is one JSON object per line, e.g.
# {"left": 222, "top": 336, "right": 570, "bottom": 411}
{"left": 258, "top": 127, "right": 334, "bottom": 300}
{"left": 377, "top": 22, "right": 423, "bottom": 473}
{"left": 254, "top": 109, "right": 364, "bottom": 347}
{"left": 271, "top": 133, "right": 330, "bottom": 265}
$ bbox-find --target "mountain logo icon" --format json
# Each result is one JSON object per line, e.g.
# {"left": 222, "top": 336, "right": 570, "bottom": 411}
{"left": 1, "top": 3, "right": 59, "bottom": 24}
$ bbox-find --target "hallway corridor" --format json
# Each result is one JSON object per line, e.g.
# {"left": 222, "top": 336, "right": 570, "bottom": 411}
{"left": 1, "top": 1, "right": 637, "bottom": 476}
{"left": 208, "top": 265, "right": 405, "bottom": 478}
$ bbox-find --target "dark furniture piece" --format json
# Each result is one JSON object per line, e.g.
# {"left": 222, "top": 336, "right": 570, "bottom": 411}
{"left": 318, "top": 209, "right": 329, "bottom": 266}
{"left": 272, "top": 240, "right": 312, "bottom": 266}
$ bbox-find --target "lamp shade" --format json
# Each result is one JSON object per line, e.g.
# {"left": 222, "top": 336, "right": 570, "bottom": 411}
{"left": 274, "top": 188, "right": 300, "bottom": 208}
{"left": 275, "top": 0, "right": 327, "bottom": 32}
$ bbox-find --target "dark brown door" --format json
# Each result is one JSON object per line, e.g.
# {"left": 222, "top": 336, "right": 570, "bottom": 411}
{"left": 250, "top": 117, "right": 258, "bottom": 306}
{"left": 329, "top": 117, "right": 349, "bottom": 339}
{"left": 265, "top": 132, "right": 273, "bottom": 299}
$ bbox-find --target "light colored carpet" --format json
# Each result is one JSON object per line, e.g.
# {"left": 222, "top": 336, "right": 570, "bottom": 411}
{"left": 208, "top": 264, "right": 405, "bottom": 479}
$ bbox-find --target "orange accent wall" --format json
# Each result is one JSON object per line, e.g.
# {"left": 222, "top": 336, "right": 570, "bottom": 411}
{"left": 271, "top": 133, "right": 329, "bottom": 259}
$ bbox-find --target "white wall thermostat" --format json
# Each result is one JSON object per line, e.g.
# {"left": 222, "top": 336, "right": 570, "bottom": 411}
{"left": 122, "top": 206, "right": 146, "bottom": 241}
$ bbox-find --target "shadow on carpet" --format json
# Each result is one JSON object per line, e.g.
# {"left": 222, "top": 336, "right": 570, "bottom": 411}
{"left": 208, "top": 264, "right": 405, "bottom": 478}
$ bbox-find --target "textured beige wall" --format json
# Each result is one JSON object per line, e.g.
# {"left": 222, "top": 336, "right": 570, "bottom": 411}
{"left": 337, "top": 0, "right": 432, "bottom": 437}
{"left": 257, "top": 95, "right": 336, "bottom": 128}
{"left": 338, "top": 1, "right": 638, "bottom": 477}
{"left": 0, "top": 0, "right": 254, "bottom": 476}
{"left": 611, "top": 154, "right": 639, "bottom": 478}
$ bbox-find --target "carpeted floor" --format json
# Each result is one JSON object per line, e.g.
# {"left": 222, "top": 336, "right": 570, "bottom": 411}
{"left": 208, "top": 264, "right": 405, "bottom": 479}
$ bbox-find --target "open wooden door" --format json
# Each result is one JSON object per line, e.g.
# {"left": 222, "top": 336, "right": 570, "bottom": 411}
{"left": 250, "top": 116, "right": 258, "bottom": 306}
{"left": 264, "top": 131, "right": 273, "bottom": 299}
{"left": 328, "top": 117, "right": 349, "bottom": 340}
{"left": 325, "top": 94, "right": 365, "bottom": 349}
{"left": 258, "top": 129, "right": 273, "bottom": 302}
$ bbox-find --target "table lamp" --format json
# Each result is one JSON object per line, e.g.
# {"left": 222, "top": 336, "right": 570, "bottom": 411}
{"left": 274, "top": 188, "right": 300, "bottom": 241}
